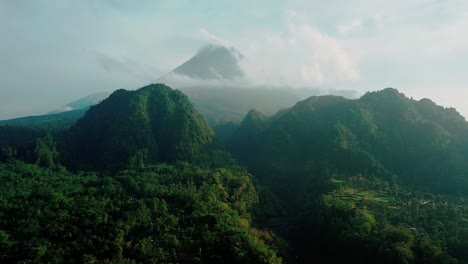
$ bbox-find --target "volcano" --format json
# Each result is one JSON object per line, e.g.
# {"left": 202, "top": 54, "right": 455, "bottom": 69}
{"left": 166, "top": 44, "right": 244, "bottom": 80}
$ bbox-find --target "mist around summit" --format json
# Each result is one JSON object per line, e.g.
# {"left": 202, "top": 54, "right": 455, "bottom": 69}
{"left": 160, "top": 43, "right": 361, "bottom": 94}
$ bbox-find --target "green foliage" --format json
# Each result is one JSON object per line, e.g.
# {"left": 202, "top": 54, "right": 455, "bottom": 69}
{"left": 288, "top": 178, "right": 466, "bottom": 263}
{"left": 34, "top": 135, "right": 59, "bottom": 168}
{"left": 228, "top": 88, "right": 468, "bottom": 262}
{"left": 230, "top": 88, "right": 468, "bottom": 196}
{"left": 0, "top": 126, "right": 45, "bottom": 147}
{"left": 63, "top": 84, "right": 215, "bottom": 171}
{"left": 0, "top": 160, "right": 281, "bottom": 263}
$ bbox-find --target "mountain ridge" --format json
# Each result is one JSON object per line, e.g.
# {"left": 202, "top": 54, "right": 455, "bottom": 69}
{"left": 230, "top": 87, "right": 468, "bottom": 194}
{"left": 63, "top": 83, "right": 215, "bottom": 171}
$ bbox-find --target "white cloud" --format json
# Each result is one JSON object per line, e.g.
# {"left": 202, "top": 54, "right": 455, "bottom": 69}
{"left": 158, "top": 72, "right": 249, "bottom": 88}
{"left": 199, "top": 28, "right": 231, "bottom": 47}
{"left": 336, "top": 2, "right": 468, "bottom": 58}
{"left": 338, "top": 19, "right": 363, "bottom": 35}
{"left": 372, "top": 14, "right": 384, "bottom": 32}
{"left": 239, "top": 19, "right": 359, "bottom": 88}
{"left": 165, "top": 20, "right": 360, "bottom": 90}
{"left": 96, "top": 52, "right": 161, "bottom": 82}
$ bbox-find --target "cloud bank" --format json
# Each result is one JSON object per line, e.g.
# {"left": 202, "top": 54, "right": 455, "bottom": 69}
{"left": 238, "top": 31, "right": 359, "bottom": 87}
{"left": 237, "top": 15, "right": 360, "bottom": 88}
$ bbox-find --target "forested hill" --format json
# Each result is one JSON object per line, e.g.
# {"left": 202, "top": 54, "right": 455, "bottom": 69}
{"left": 0, "top": 83, "right": 283, "bottom": 263}
{"left": 227, "top": 88, "right": 468, "bottom": 263}
{"left": 62, "top": 84, "right": 215, "bottom": 171}
{"left": 230, "top": 88, "right": 468, "bottom": 195}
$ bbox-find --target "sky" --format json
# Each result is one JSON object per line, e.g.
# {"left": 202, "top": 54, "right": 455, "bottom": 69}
{"left": 1, "top": 0, "right": 468, "bottom": 119}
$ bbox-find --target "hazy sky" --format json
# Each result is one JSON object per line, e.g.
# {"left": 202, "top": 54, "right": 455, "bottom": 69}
{"left": 1, "top": 0, "right": 468, "bottom": 119}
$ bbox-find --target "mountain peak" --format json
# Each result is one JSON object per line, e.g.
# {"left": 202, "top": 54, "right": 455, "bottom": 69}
{"left": 198, "top": 44, "right": 244, "bottom": 60}
{"left": 64, "top": 83, "right": 214, "bottom": 170}
{"left": 362, "top": 87, "right": 405, "bottom": 99}
{"left": 170, "top": 44, "right": 244, "bottom": 80}
{"left": 244, "top": 109, "right": 266, "bottom": 122}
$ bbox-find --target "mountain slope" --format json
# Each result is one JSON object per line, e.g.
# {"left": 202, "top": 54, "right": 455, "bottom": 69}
{"left": 63, "top": 83, "right": 214, "bottom": 170}
{"left": 227, "top": 88, "right": 468, "bottom": 263}
{"left": 171, "top": 44, "right": 244, "bottom": 80}
{"left": 230, "top": 88, "right": 468, "bottom": 194}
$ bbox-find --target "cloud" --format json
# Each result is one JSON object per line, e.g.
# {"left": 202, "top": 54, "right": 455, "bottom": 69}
{"left": 238, "top": 18, "right": 360, "bottom": 88}
{"left": 193, "top": 21, "right": 360, "bottom": 89}
{"left": 158, "top": 72, "right": 249, "bottom": 88}
{"left": 338, "top": 19, "right": 363, "bottom": 35}
{"left": 199, "top": 28, "right": 231, "bottom": 47}
{"left": 95, "top": 52, "right": 161, "bottom": 82}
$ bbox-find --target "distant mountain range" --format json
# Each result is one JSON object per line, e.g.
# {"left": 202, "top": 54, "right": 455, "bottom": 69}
{"left": 49, "top": 91, "right": 111, "bottom": 114}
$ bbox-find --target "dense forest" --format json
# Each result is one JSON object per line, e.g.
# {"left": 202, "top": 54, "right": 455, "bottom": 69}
{"left": 1, "top": 84, "right": 468, "bottom": 263}
{"left": 229, "top": 88, "right": 468, "bottom": 263}
{"left": 0, "top": 84, "right": 282, "bottom": 263}
{"left": 0, "top": 160, "right": 282, "bottom": 263}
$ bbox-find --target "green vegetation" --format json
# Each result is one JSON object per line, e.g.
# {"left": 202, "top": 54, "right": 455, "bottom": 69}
{"left": 1, "top": 85, "right": 468, "bottom": 263}
{"left": 0, "top": 160, "right": 281, "bottom": 263}
{"left": 229, "top": 88, "right": 468, "bottom": 263}
{"left": 230, "top": 88, "right": 468, "bottom": 195}
{"left": 0, "top": 126, "right": 46, "bottom": 147}
{"left": 289, "top": 176, "right": 468, "bottom": 263}
{"left": 0, "top": 84, "right": 282, "bottom": 262}
{"left": 63, "top": 84, "right": 215, "bottom": 171}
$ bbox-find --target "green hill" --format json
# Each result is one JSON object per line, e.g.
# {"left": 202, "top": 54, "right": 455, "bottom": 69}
{"left": 231, "top": 88, "right": 468, "bottom": 195}
{"left": 228, "top": 88, "right": 468, "bottom": 263}
{"left": 62, "top": 84, "right": 215, "bottom": 171}
{"left": 0, "top": 83, "right": 282, "bottom": 263}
